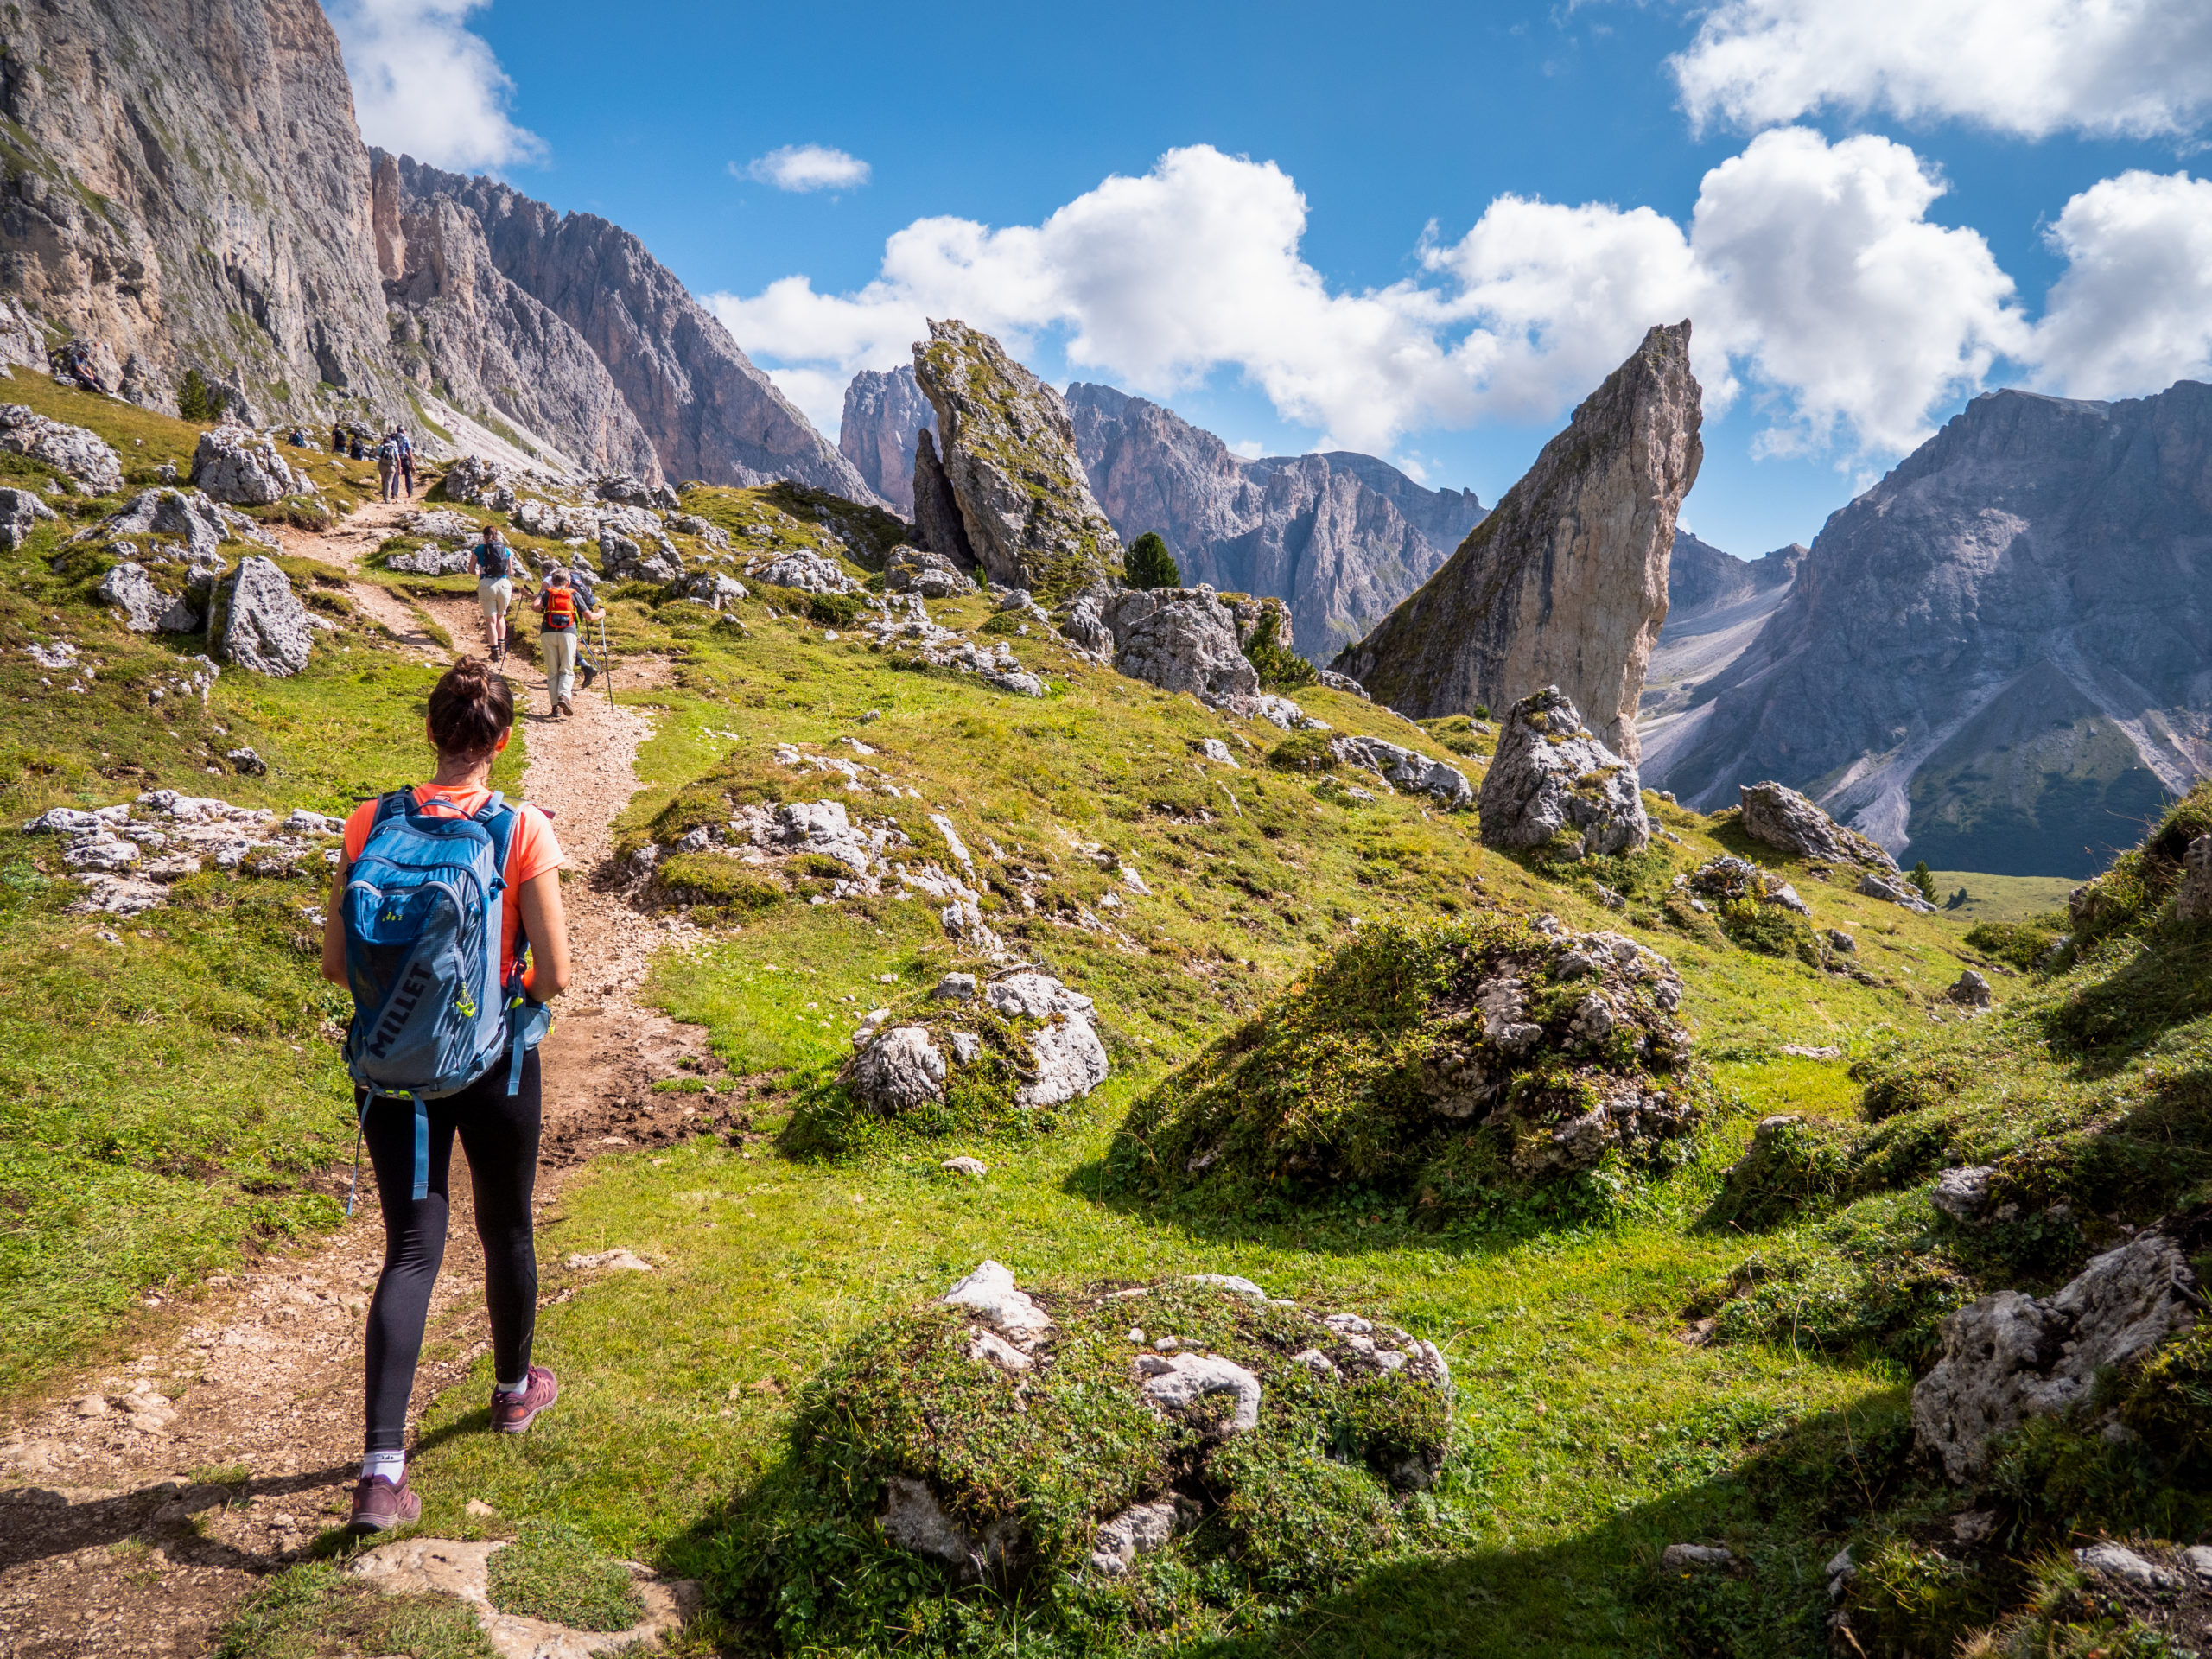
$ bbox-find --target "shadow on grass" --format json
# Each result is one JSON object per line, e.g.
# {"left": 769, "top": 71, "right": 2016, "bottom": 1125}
{"left": 1052, "top": 1149, "right": 1635, "bottom": 1262}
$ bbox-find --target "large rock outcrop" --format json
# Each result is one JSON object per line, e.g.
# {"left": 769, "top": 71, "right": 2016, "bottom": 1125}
{"left": 840, "top": 365, "right": 935, "bottom": 512}
{"left": 1067, "top": 383, "right": 1485, "bottom": 661}
{"left": 1643, "top": 384, "right": 2212, "bottom": 876}
{"left": 1478, "top": 686, "right": 1650, "bottom": 857}
{"left": 371, "top": 152, "right": 874, "bottom": 499}
{"left": 370, "top": 158, "right": 661, "bottom": 477}
{"left": 1332, "top": 322, "right": 1703, "bottom": 763}
{"left": 1096, "top": 587, "right": 1260, "bottom": 704}
{"left": 911, "top": 321, "right": 1122, "bottom": 597}
{"left": 213, "top": 556, "right": 312, "bottom": 677}
{"left": 0, "top": 0, "right": 405, "bottom": 419}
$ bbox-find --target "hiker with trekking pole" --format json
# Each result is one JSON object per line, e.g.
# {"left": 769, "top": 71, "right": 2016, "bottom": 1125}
{"left": 320, "top": 657, "right": 569, "bottom": 1534}
{"left": 533, "top": 567, "right": 602, "bottom": 719}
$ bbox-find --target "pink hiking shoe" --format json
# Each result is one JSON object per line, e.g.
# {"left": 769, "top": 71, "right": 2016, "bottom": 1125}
{"left": 345, "top": 1473, "right": 421, "bottom": 1535}
{"left": 491, "top": 1364, "right": 559, "bottom": 1434}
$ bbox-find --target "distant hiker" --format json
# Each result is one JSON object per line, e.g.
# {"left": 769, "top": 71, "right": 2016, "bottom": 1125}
{"left": 350, "top": 433, "right": 366, "bottom": 461}
{"left": 536, "top": 558, "right": 605, "bottom": 692}
{"left": 376, "top": 434, "right": 401, "bottom": 500}
{"left": 396, "top": 429, "right": 416, "bottom": 498}
{"left": 473, "top": 526, "right": 518, "bottom": 662}
{"left": 331, "top": 423, "right": 346, "bottom": 454}
{"left": 320, "top": 657, "right": 569, "bottom": 1535}
{"left": 534, "top": 568, "right": 601, "bottom": 718}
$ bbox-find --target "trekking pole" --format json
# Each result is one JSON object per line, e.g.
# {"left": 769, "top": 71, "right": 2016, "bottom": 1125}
{"left": 601, "top": 611, "right": 615, "bottom": 707}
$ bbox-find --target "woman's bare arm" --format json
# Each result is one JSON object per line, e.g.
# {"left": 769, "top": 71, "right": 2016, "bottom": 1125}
{"left": 321, "top": 861, "right": 348, "bottom": 986}
{"left": 517, "top": 868, "right": 569, "bottom": 1000}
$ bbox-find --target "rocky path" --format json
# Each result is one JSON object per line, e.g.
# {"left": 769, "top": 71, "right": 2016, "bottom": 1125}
{"left": 0, "top": 512, "right": 720, "bottom": 1658}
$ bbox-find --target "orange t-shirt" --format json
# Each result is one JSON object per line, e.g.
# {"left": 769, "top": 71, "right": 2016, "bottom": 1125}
{"left": 342, "top": 785, "right": 561, "bottom": 984}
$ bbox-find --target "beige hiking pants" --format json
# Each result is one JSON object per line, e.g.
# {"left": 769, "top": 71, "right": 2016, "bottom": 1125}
{"left": 541, "top": 628, "right": 577, "bottom": 709}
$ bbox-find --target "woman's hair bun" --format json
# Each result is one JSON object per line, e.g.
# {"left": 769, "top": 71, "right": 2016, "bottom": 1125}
{"left": 426, "top": 655, "right": 515, "bottom": 762}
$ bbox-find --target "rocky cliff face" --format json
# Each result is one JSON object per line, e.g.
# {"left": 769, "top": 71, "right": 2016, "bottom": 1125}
{"left": 372, "top": 152, "right": 875, "bottom": 498}
{"left": 912, "top": 321, "right": 1122, "bottom": 597}
{"left": 1065, "top": 383, "right": 1484, "bottom": 662}
{"left": 1636, "top": 536, "right": 1804, "bottom": 738}
{"left": 841, "top": 365, "right": 934, "bottom": 511}
{"left": 371, "top": 158, "right": 659, "bottom": 475}
{"left": 0, "top": 0, "right": 404, "bottom": 419}
{"left": 1644, "top": 385, "right": 2212, "bottom": 876}
{"left": 1332, "top": 322, "right": 1704, "bottom": 763}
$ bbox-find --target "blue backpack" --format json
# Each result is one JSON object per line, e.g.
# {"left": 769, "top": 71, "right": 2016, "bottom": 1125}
{"left": 339, "top": 790, "right": 551, "bottom": 1213}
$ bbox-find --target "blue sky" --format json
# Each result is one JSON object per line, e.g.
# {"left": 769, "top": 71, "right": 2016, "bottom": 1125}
{"left": 335, "top": 0, "right": 2212, "bottom": 556}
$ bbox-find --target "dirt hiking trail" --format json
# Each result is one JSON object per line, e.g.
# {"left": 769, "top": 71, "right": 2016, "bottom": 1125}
{"left": 0, "top": 503, "right": 726, "bottom": 1657}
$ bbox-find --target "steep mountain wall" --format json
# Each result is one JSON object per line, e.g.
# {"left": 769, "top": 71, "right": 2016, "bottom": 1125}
{"left": 840, "top": 365, "right": 934, "bottom": 511}
{"left": 1066, "top": 383, "right": 1484, "bottom": 661}
{"left": 1645, "top": 385, "right": 2212, "bottom": 876}
{"left": 1332, "top": 321, "right": 1704, "bottom": 762}
{"left": 371, "top": 158, "right": 658, "bottom": 475}
{"left": 1637, "top": 537, "right": 1804, "bottom": 737}
{"left": 372, "top": 152, "right": 876, "bottom": 499}
{"left": 0, "top": 0, "right": 404, "bottom": 418}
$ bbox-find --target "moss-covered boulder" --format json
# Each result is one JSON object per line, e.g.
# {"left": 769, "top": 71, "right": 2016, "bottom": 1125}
{"left": 1109, "top": 914, "right": 1704, "bottom": 1214}
{"left": 796, "top": 972, "right": 1110, "bottom": 1150}
{"left": 770, "top": 1262, "right": 1450, "bottom": 1634}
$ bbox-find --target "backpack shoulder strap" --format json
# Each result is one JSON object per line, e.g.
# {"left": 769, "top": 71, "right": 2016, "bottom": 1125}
{"left": 473, "top": 791, "right": 518, "bottom": 887}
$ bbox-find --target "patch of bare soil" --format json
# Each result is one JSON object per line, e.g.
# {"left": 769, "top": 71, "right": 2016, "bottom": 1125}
{"left": 0, "top": 544, "right": 728, "bottom": 1656}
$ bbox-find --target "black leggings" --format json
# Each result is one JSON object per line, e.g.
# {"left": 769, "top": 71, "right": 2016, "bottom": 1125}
{"left": 361, "top": 1049, "right": 542, "bottom": 1452}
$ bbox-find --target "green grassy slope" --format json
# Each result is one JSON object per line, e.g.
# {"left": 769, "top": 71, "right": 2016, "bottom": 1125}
{"left": 227, "top": 504, "right": 2089, "bottom": 1657}
{"left": 7, "top": 386, "right": 2193, "bottom": 1656}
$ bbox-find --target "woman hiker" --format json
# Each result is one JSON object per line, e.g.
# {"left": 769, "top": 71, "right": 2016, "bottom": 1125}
{"left": 533, "top": 568, "right": 601, "bottom": 718}
{"left": 473, "top": 526, "right": 518, "bottom": 663}
{"left": 321, "top": 658, "right": 569, "bottom": 1534}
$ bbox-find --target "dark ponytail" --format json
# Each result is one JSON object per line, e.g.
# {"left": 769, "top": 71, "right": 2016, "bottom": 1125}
{"left": 426, "top": 656, "right": 513, "bottom": 762}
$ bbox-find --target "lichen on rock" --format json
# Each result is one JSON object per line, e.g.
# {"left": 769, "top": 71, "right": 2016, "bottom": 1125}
{"left": 1478, "top": 685, "right": 1649, "bottom": 859}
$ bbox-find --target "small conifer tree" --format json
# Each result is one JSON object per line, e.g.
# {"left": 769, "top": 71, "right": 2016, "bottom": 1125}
{"left": 176, "top": 368, "right": 215, "bottom": 423}
{"left": 1125, "top": 531, "right": 1179, "bottom": 589}
{"left": 1909, "top": 860, "right": 1938, "bottom": 903}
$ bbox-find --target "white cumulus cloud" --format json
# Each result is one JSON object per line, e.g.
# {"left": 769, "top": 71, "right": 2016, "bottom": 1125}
{"left": 329, "top": 0, "right": 543, "bottom": 172}
{"left": 2029, "top": 170, "right": 2212, "bottom": 398}
{"left": 715, "top": 137, "right": 2028, "bottom": 466}
{"left": 742, "top": 145, "right": 872, "bottom": 193}
{"left": 1671, "top": 0, "right": 2212, "bottom": 140}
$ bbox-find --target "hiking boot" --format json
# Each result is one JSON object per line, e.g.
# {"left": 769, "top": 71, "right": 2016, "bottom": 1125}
{"left": 556, "top": 697, "right": 575, "bottom": 717}
{"left": 491, "top": 1364, "right": 559, "bottom": 1434}
{"left": 345, "top": 1473, "right": 421, "bottom": 1535}
{"left": 578, "top": 663, "right": 598, "bottom": 691}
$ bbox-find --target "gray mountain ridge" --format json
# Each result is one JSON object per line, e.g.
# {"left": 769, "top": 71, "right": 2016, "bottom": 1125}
{"left": 1637, "top": 535, "right": 1806, "bottom": 737}
{"left": 1643, "top": 384, "right": 2212, "bottom": 876}
{"left": 1065, "top": 382, "right": 1484, "bottom": 660}
{"left": 0, "top": 0, "right": 407, "bottom": 419}
{"left": 370, "top": 152, "right": 875, "bottom": 496}
{"left": 0, "top": 1, "right": 868, "bottom": 496}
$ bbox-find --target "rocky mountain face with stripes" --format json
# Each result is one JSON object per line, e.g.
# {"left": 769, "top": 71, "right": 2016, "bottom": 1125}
{"left": 0, "top": 0, "right": 869, "bottom": 495}
{"left": 1643, "top": 384, "right": 2212, "bottom": 876}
